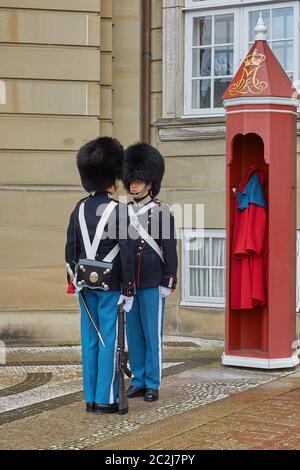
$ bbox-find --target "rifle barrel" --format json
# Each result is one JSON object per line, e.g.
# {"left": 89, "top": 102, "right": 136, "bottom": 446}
{"left": 117, "top": 303, "right": 129, "bottom": 415}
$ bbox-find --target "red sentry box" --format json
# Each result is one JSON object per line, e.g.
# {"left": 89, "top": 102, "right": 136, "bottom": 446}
{"left": 222, "top": 34, "right": 299, "bottom": 369}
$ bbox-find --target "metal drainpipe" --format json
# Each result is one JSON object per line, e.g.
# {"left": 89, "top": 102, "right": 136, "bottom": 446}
{"left": 141, "top": 0, "right": 151, "bottom": 144}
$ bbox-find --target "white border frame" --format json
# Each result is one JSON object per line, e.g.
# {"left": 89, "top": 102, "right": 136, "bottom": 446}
{"left": 181, "top": 228, "right": 226, "bottom": 307}
{"left": 297, "top": 230, "right": 300, "bottom": 311}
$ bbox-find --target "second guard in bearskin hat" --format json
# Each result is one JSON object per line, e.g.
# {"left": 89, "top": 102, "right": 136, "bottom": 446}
{"left": 65, "top": 137, "right": 135, "bottom": 414}
{"left": 122, "top": 143, "right": 178, "bottom": 402}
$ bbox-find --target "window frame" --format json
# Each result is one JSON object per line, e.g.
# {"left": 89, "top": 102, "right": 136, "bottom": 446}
{"left": 184, "top": 0, "right": 297, "bottom": 10}
{"left": 181, "top": 228, "right": 226, "bottom": 308}
{"left": 243, "top": 1, "right": 299, "bottom": 81}
{"left": 183, "top": 0, "right": 300, "bottom": 117}
{"left": 182, "top": 227, "right": 299, "bottom": 310}
{"left": 184, "top": 8, "right": 240, "bottom": 117}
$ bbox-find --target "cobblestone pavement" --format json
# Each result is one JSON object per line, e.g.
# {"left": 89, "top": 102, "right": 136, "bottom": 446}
{"left": 0, "top": 337, "right": 299, "bottom": 450}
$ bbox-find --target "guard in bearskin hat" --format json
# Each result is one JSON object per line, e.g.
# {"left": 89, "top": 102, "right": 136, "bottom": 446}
{"left": 122, "top": 143, "right": 178, "bottom": 402}
{"left": 65, "top": 137, "right": 135, "bottom": 414}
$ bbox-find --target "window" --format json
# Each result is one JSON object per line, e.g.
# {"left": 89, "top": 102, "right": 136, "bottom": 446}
{"left": 184, "top": 1, "right": 299, "bottom": 116}
{"left": 185, "top": 9, "right": 238, "bottom": 115}
{"left": 182, "top": 229, "right": 226, "bottom": 307}
{"left": 246, "top": 4, "right": 296, "bottom": 81}
{"left": 183, "top": 228, "right": 299, "bottom": 310}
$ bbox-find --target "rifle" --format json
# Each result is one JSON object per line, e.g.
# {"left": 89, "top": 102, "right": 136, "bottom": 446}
{"left": 116, "top": 302, "right": 132, "bottom": 415}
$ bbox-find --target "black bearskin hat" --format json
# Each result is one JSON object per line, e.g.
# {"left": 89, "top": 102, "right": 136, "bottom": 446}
{"left": 123, "top": 143, "right": 165, "bottom": 197}
{"left": 76, "top": 136, "right": 124, "bottom": 193}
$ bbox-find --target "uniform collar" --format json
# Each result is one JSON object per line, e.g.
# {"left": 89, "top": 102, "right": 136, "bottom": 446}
{"left": 92, "top": 191, "right": 112, "bottom": 199}
{"left": 133, "top": 194, "right": 152, "bottom": 208}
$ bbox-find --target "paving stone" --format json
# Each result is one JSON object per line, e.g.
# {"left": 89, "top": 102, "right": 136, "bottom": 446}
{"left": 0, "top": 341, "right": 299, "bottom": 450}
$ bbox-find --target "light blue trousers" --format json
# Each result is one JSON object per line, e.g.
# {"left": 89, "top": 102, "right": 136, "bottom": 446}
{"left": 126, "top": 287, "right": 165, "bottom": 390}
{"left": 79, "top": 289, "right": 120, "bottom": 404}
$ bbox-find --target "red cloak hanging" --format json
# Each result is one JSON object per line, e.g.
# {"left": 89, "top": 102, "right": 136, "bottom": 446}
{"left": 231, "top": 168, "right": 268, "bottom": 309}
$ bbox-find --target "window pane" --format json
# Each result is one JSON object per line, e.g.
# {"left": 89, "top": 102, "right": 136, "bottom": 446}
{"left": 214, "top": 46, "right": 234, "bottom": 76}
{"left": 214, "top": 78, "right": 231, "bottom": 108}
{"left": 212, "top": 238, "right": 225, "bottom": 266}
{"left": 212, "top": 269, "right": 225, "bottom": 298}
{"left": 189, "top": 237, "right": 209, "bottom": 266}
{"left": 215, "top": 14, "right": 234, "bottom": 44}
{"left": 272, "top": 7, "right": 293, "bottom": 40}
{"left": 192, "top": 48, "right": 211, "bottom": 77}
{"left": 249, "top": 10, "right": 270, "bottom": 42}
{"left": 190, "top": 268, "right": 210, "bottom": 297}
{"left": 192, "top": 79, "right": 211, "bottom": 108}
{"left": 272, "top": 40, "right": 293, "bottom": 72}
{"left": 193, "top": 16, "right": 212, "bottom": 46}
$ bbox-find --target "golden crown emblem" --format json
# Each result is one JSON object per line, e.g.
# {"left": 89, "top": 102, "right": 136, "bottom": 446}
{"left": 244, "top": 49, "right": 266, "bottom": 67}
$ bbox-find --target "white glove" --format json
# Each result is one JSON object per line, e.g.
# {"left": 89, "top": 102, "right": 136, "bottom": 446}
{"left": 117, "top": 294, "right": 134, "bottom": 313}
{"left": 72, "top": 273, "right": 83, "bottom": 292}
{"left": 159, "top": 286, "right": 172, "bottom": 298}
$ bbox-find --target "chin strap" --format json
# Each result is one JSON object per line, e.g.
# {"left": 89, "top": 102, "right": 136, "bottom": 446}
{"left": 130, "top": 183, "right": 152, "bottom": 198}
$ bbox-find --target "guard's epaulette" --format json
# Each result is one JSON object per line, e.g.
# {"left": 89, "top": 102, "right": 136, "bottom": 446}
{"left": 75, "top": 195, "right": 89, "bottom": 207}
{"left": 153, "top": 198, "right": 162, "bottom": 206}
{"left": 79, "top": 195, "right": 90, "bottom": 203}
{"left": 72, "top": 195, "right": 89, "bottom": 215}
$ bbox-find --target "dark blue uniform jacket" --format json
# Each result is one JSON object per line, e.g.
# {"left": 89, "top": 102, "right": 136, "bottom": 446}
{"left": 128, "top": 197, "right": 178, "bottom": 290}
{"left": 65, "top": 191, "right": 135, "bottom": 296}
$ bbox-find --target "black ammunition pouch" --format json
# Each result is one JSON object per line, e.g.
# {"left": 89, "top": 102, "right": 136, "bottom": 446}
{"left": 75, "top": 259, "right": 113, "bottom": 291}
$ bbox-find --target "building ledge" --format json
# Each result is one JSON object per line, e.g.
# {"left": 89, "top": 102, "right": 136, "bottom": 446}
{"left": 154, "top": 116, "right": 226, "bottom": 142}
{"left": 154, "top": 115, "right": 300, "bottom": 142}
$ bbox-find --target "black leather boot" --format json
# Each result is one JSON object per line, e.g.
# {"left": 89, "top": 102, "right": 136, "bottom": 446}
{"left": 86, "top": 402, "right": 95, "bottom": 413}
{"left": 126, "top": 385, "right": 146, "bottom": 398}
{"left": 144, "top": 389, "right": 159, "bottom": 402}
{"left": 94, "top": 403, "right": 119, "bottom": 414}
